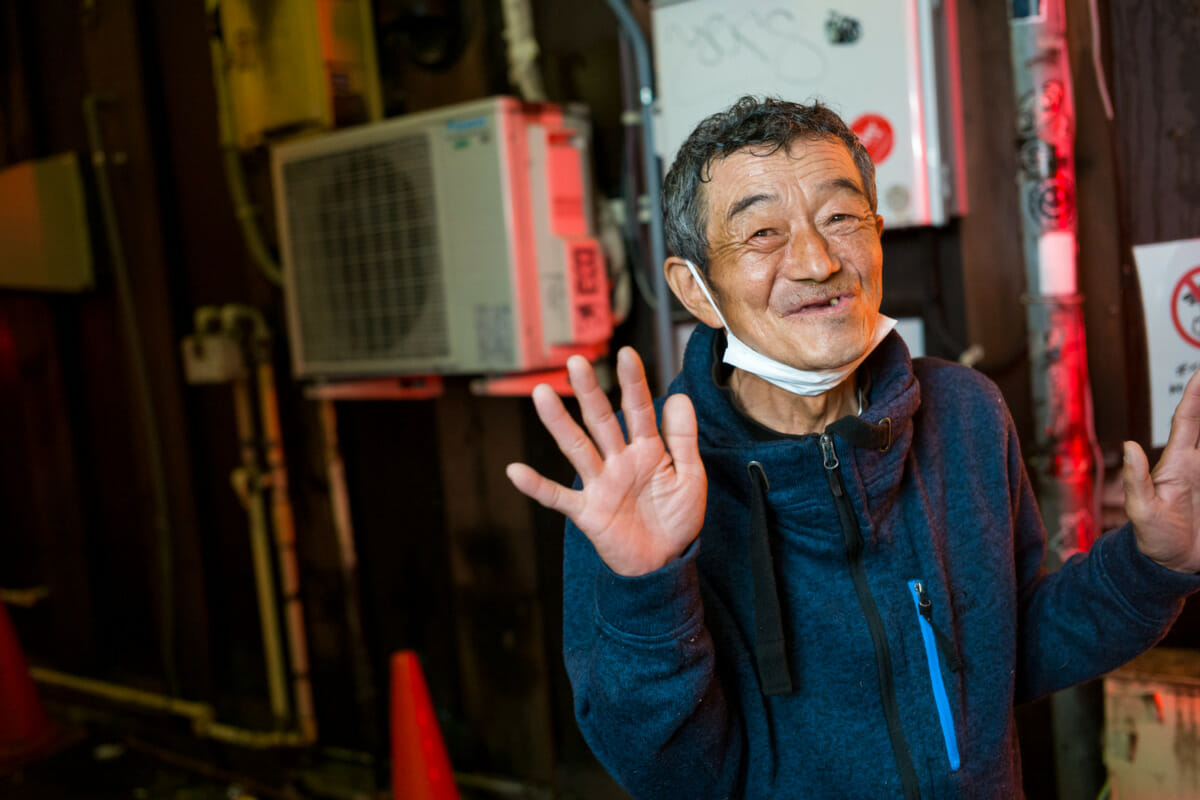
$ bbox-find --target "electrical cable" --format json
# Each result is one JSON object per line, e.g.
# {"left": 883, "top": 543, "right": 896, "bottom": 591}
{"left": 603, "top": 0, "right": 674, "bottom": 393}
{"left": 1082, "top": 0, "right": 1132, "bottom": 530}
{"left": 206, "top": 0, "right": 284, "bottom": 287}
{"left": 83, "top": 92, "right": 180, "bottom": 698}
{"left": 616, "top": 27, "right": 691, "bottom": 324}
{"left": 1087, "top": 0, "right": 1115, "bottom": 121}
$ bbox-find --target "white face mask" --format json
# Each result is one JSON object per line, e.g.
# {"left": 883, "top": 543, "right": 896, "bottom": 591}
{"left": 684, "top": 260, "right": 896, "bottom": 398}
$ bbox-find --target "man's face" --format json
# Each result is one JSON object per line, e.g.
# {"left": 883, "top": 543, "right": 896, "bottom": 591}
{"left": 701, "top": 137, "right": 884, "bottom": 372}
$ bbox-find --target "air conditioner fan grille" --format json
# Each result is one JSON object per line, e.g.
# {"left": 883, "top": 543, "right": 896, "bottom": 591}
{"left": 284, "top": 135, "right": 448, "bottom": 370}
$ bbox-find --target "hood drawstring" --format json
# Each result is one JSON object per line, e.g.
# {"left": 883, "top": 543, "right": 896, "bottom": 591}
{"left": 747, "top": 461, "right": 793, "bottom": 696}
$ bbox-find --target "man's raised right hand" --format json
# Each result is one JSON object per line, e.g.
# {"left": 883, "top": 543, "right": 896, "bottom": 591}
{"left": 505, "top": 347, "right": 707, "bottom": 577}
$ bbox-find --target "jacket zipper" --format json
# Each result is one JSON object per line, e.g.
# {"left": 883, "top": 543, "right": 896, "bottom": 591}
{"left": 820, "top": 434, "right": 921, "bottom": 800}
{"left": 909, "top": 580, "right": 962, "bottom": 771}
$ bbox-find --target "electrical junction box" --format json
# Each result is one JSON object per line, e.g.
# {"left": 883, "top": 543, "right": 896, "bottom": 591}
{"left": 0, "top": 153, "right": 94, "bottom": 292}
{"left": 272, "top": 96, "right": 612, "bottom": 379}
{"left": 651, "top": 0, "right": 967, "bottom": 228}
{"left": 220, "top": 0, "right": 383, "bottom": 148}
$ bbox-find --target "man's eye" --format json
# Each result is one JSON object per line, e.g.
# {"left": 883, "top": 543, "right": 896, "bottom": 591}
{"left": 751, "top": 228, "right": 776, "bottom": 238}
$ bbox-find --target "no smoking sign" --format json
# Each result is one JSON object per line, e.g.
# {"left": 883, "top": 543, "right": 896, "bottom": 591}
{"left": 1135, "top": 239, "right": 1200, "bottom": 446}
{"left": 1171, "top": 266, "right": 1200, "bottom": 348}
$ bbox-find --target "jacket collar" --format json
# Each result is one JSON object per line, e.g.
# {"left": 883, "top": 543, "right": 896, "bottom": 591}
{"left": 670, "top": 324, "right": 921, "bottom": 462}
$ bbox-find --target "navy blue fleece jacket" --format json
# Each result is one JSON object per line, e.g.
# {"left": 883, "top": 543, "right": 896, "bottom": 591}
{"left": 562, "top": 325, "right": 1200, "bottom": 799}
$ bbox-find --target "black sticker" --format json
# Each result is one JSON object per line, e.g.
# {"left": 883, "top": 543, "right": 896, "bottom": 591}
{"left": 825, "top": 12, "right": 861, "bottom": 45}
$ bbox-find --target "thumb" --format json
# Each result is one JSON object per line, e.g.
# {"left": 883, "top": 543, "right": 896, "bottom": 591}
{"left": 1122, "top": 440, "right": 1154, "bottom": 520}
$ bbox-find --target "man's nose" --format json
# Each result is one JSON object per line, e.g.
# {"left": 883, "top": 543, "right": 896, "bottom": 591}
{"left": 783, "top": 228, "right": 839, "bottom": 281}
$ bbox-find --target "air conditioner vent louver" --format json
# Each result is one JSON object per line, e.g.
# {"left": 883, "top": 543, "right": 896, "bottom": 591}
{"left": 283, "top": 135, "right": 448, "bottom": 365}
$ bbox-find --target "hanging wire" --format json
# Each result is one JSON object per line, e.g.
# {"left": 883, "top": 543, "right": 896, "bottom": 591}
{"left": 603, "top": 0, "right": 674, "bottom": 393}
{"left": 1087, "top": 0, "right": 1115, "bottom": 120}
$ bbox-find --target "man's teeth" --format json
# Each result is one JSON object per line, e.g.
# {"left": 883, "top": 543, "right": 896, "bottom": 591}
{"left": 829, "top": 297, "right": 840, "bottom": 306}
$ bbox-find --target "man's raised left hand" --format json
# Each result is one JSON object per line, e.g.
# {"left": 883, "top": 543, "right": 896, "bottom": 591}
{"left": 1125, "top": 367, "right": 1200, "bottom": 574}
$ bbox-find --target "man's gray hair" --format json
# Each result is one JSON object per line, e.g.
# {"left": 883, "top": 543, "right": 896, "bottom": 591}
{"left": 661, "top": 96, "right": 878, "bottom": 275}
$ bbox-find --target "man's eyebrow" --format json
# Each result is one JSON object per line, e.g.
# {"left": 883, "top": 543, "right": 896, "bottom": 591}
{"left": 819, "top": 177, "right": 868, "bottom": 202}
{"left": 725, "top": 192, "right": 775, "bottom": 222}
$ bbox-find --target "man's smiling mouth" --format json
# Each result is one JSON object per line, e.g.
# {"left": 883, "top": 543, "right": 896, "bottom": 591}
{"left": 788, "top": 293, "right": 854, "bottom": 314}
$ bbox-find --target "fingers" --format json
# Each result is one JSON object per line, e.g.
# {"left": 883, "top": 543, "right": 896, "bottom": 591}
{"left": 1122, "top": 440, "right": 1155, "bottom": 520}
{"left": 531, "top": 383, "right": 604, "bottom": 480}
{"left": 662, "top": 393, "right": 703, "bottom": 478}
{"left": 568, "top": 355, "right": 627, "bottom": 458}
{"left": 1166, "top": 367, "right": 1200, "bottom": 452}
{"left": 505, "top": 462, "right": 582, "bottom": 518}
{"left": 617, "top": 347, "right": 659, "bottom": 441}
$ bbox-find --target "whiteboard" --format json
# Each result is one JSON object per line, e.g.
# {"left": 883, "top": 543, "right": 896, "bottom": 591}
{"left": 651, "top": 0, "right": 950, "bottom": 227}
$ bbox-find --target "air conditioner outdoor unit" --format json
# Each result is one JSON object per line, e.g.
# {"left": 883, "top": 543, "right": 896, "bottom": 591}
{"left": 272, "top": 96, "right": 611, "bottom": 379}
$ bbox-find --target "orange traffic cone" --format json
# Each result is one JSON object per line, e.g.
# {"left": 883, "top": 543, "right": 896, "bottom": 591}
{"left": 0, "top": 602, "right": 60, "bottom": 770}
{"left": 391, "top": 650, "right": 460, "bottom": 800}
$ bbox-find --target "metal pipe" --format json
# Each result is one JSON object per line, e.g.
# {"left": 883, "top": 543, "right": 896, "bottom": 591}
{"left": 32, "top": 665, "right": 312, "bottom": 748}
{"left": 500, "top": 0, "right": 547, "bottom": 102}
{"left": 318, "top": 398, "right": 383, "bottom": 773}
{"left": 30, "top": 666, "right": 213, "bottom": 722}
{"left": 1007, "top": 2, "right": 1104, "bottom": 798}
{"left": 255, "top": 357, "right": 317, "bottom": 742}
{"left": 230, "top": 375, "right": 292, "bottom": 726}
{"left": 215, "top": 303, "right": 316, "bottom": 742}
{"left": 1008, "top": 0, "right": 1100, "bottom": 568}
{"left": 603, "top": 0, "right": 674, "bottom": 392}
{"left": 1, "top": 586, "right": 51, "bottom": 608}
{"left": 83, "top": 92, "right": 179, "bottom": 696}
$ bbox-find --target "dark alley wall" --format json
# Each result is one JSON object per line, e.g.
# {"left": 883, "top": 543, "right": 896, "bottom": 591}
{"left": 1, "top": 0, "right": 1198, "bottom": 797}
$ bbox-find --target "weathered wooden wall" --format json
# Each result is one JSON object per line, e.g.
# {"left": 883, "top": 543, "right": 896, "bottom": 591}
{"left": 1, "top": 1, "right": 1197, "bottom": 798}
{"left": 1109, "top": 0, "right": 1200, "bottom": 649}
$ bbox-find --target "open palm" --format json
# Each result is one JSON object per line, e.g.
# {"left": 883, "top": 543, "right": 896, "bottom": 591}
{"left": 1125, "top": 367, "right": 1200, "bottom": 574}
{"left": 507, "top": 348, "right": 707, "bottom": 577}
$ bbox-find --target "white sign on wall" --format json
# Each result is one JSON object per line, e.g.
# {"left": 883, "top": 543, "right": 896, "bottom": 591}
{"left": 1132, "top": 237, "right": 1200, "bottom": 447}
{"left": 650, "top": 0, "right": 964, "bottom": 228}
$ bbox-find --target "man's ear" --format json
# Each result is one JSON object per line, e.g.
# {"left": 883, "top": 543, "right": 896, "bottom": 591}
{"left": 874, "top": 212, "right": 885, "bottom": 237}
{"left": 664, "top": 256, "right": 724, "bottom": 330}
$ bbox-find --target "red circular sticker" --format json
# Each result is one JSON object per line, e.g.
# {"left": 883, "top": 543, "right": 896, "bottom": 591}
{"left": 851, "top": 114, "right": 895, "bottom": 164}
{"left": 1171, "top": 266, "right": 1200, "bottom": 348}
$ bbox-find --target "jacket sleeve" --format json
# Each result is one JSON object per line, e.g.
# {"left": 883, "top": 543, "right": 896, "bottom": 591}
{"left": 562, "top": 519, "right": 743, "bottom": 799}
{"left": 1008, "top": 420, "right": 1200, "bottom": 703}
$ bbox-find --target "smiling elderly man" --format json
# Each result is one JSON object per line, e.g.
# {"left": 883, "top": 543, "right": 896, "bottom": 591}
{"left": 506, "top": 96, "right": 1200, "bottom": 799}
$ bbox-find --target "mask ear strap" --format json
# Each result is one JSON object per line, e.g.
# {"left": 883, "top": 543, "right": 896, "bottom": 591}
{"left": 684, "top": 260, "right": 730, "bottom": 330}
